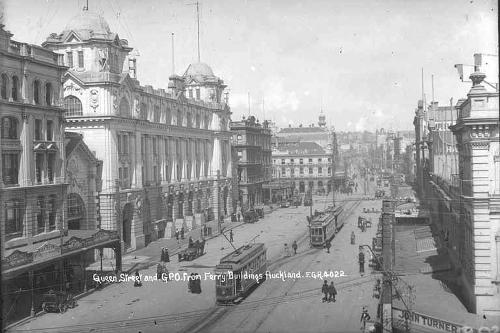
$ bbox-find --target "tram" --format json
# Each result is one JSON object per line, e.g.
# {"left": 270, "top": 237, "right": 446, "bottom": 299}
{"left": 309, "top": 206, "right": 344, "bottom": 247}
{"left": 215, "top": 243, "right": 267, "bottom": 304}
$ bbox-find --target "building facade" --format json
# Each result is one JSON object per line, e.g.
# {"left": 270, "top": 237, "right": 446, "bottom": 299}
{"left": 450, "top": 70, "right": 499, "bottom": 314}
{"left": 272, "top": 142, "right": 334, "bottom": 196}
{"left": 231, "top": 116, "right": 272, "bottom": 211}
{"left": 42, "top": 10, "right": 233, "bottom": 251}
{"left": 0, "top": 25, "right": 120, "bottom": 328}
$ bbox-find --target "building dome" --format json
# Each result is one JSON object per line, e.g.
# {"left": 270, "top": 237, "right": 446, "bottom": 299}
{"left": 185, "top": 62, "right": 215, "bottom": 77}
{"left": 64, "top": 10, "right": 111, "bottom": 35}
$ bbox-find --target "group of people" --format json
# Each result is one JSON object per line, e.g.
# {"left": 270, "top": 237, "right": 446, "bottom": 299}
{"left": 175, "top": 227, "right": 185, "bottom": 243}
{"left": 156, "top": 247, "right": 170, "bottom": 281}
{"left": 321, "top": 280, "right": 337, "bottom": 302}
{"left": 284, "top": 241, "right": 298, "bottom": 257}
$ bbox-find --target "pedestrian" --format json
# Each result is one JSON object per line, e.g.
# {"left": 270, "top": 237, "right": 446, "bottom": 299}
{"left": 321, "top": 280, "right": 329, "bottom": 302}
{"left": 164, "top": 248, "right": 170, "bottom": 263}
{"left": 156, "top": 263, "right": 163, "bottom": 280}
{"left": 328, "top": 281, "right": 337, "bottom": 302}
{"left": 229, "top": 229, "right": 234, "bottom": 243}
{"left": 351, "top": 231, "right": 355, "bottom": 245}
{"left": 292, "top": 241, "right": 298, "bottom": 255}
{"left": 175, "top": 230, "right": 179, "bottom": 244}
{"left": 360, "top": 306, "right": 371, "bottom": 331}
{"left": 325, "top": 239, "right": 331, "bottom": 254}
{"left": 284, "top": 243, "right": 290, "bottom": 257}
{"left": 180, "top": 227, "right": 185, "bottom": 240}
{"left": 188, "top": 236, "right": 194, "bottom": 248}
{"left": 359, "top": 248, "right": 365, "bottom": 275}
{"left": 134, "top": 270, "right": 142, "bottom": 287}
{"left": 237, "top": 212, "right": 241, "bottom": 222}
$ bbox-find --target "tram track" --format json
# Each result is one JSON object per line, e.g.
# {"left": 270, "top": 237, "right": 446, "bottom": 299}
{"left": 188, "top": 196, "right": 364, "bottom": 333}
{"left": 12, "top": 197, "right": 368, "bottom": 333}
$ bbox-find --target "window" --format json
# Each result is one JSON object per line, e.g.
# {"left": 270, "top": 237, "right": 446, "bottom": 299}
{"left": 35, "top": 119, "right": 42, "bottom": 140}
{"left": 328, "top": 167, "right": 332, "bottom": 175}
{"left": 189, "top": 89, "right": 193, "bottom": 98}
{"left": 154, "top": 106, "right": 160, "bottom": 123}
{"left": 67, "top": 193, "right": 85, "bottom": 230}
{"left": 2, "top": 153, "right": 19, "bottom": 185}
{"left": 299, "top": 159, "right": 303, "bottom": 165}
{"left": 47, "top": 153, "right": 55, "bottom": 183}
{"left": 308, "top": 158, "right": 313, "bottom": 164}
{"left": 33, "top": 80, "right": 40, "bottom": 104}
{"left": 153, "top": 137, "right": 158, "bottom": 155}
{"left": 78, "top": 50, "right": 84, "bottom": 68}
{"left": 1, "top": 117, "right": 18, "bottom": 139}
{"left": 318, "top": 158, "right": 322, "bottom": 163}
{"left": 290, "top": 159, "right": 294, "bottom": 164}
{"left": 36, "top": 197, "right": 45, "bottom": 234}
{"left": 11, "top": 76, "right": 19, "bottom": 101}
{"left": 196, "top": 88, "right": 200, "bottom": 100}
{"left": 45, "top": 83, "right": 52, "bottom": 105}
{"left": 281, "top": 159, "right": 285, "bottom": 165}
{"left": 5, "top": 200, "right": 23, "bottom": 240}
{"left": 1, "top": 73, "right": 7, "bottom": 99}
{"left": 119, "top": 98, "right": 130, "bottom": 117}
{"left": 187, "top": 113, "right": 192, "bottom": 127}
{"left": 48, "top": 195, "right": 57, "bottom": 231}
{"left": 309, "top": 167, "right": 313, "bottom": 174}
{"left": 46, "top": 120, "right": 53, "bottom": 141}
{"left": 281, "top": 167, "right": 285, "bottom": 175}
{"left": 153, "top": 166, "right": 158, "bottom": 183}
{"left": 63, "top": 96, "right": 83, "bottom": 116}
{"left": 35, "top": 153, "right": 44, "bottom": 184}
{"left": 177, "top": 111, "right": 182, "bottom": 126}
{"left": 300, "top": 167, "right": 304, "bottom": 175}
{"left": 67, "top": 51, "right": 73, "bottom": 67}
{"left": 123, "top": 167, "right": 129, "bottom": 189}
{"left": 318, "top": 167, "right": 322, "bottom": 174}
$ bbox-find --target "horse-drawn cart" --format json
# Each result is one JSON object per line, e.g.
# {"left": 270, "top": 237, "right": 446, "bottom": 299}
{"left": 178, "top": 239, "right": 206, "bottom": 262}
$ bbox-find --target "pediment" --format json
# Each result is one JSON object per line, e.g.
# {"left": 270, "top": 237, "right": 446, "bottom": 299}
{"left": 64, "top": 31, "right": 82, "bottom": 43}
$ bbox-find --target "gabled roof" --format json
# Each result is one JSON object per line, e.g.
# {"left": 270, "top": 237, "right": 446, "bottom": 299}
{"left": 65, "top": 132, "right": 100, "bottom": 164}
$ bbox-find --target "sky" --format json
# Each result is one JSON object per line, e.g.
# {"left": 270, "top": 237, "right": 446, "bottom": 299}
{"left": 1, "top": 0, "right": 498, "bottom": 132}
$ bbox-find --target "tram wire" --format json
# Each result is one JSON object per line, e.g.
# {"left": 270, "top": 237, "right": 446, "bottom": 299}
{"left": 10, "top": 197, "right": 369, "bottom": 333}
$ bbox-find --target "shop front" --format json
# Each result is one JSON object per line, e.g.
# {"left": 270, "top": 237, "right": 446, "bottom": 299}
{"left": 1, "top": 229, "right": 120, "bottom": 328}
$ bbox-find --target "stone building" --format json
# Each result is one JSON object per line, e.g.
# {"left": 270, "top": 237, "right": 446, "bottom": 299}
{"left": 275, "top": 113, "right": 333, "bottom": 149}
{"left": 230, "top": 116, "right": 272, "bottom": 211}
{"left": 272, "top": 142, "right": 335, "bottom": 195}
{"left": 64, "top": 132, "right": 102, "bottom": 231}
{"left": 0, "top": 25, "right": 120, "bottom": 328}
{"left": 450, "top": 70, "right": 499, "bottom": 315}
{"left": 41, "top": 9, "right": 233, "bottom": 251}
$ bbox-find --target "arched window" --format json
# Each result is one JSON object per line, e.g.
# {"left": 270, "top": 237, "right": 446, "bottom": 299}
{"left": 165, "top": 108, "right": 171, "bottom": 125}
{"left": 119, "top": 98, "right": 130, "bottom": 117}
{"left": 186, "top": 112, "right": 192, "bottom": 127}
{"left": 1, "top": 74, "right": 8, "bottom": 99}
{"left": 154, "top": 105, "right": 160, "bottom": 122}
{"left": 177, "top": 110, "right": 183, "bottom": 126}
{"left": 1, "top": 117, "right": 18, "bottom": 139}
{"left": 140, "top": 103, "right": 147, "bottom": 119}
{"left": 33, "top": 80, "right": 41, "bottom": 104}
{"left": 45, "top": 82, "right": 52, "bottom": 106}
{"left": 63, "top": 95, "right": 83, "bottom": 116}
{"left": 67, "top": 193, "right": 85, "bottom": 230}
{"left": 11, "top": 76, "right": 19, "bottom": 101}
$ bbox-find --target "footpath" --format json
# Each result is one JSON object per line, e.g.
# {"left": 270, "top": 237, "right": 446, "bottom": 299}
{"left": 393, "top": 222, "right": 499, "bottom": 331}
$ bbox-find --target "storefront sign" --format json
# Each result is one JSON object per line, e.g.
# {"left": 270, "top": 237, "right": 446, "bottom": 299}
{"left": 2, "top": 250, "right": 33, "bottom": 270}
{"left": 33, "top": 242, "right": 61, "bottom": 262}
{"left": 393, "top": 307, "right": 463, "bottom": 333}
{"left": 89, "top": 229, "right": 119, "bottom": 246}
{"left": 62, "top": 237, "right": 85, "bottom": 253}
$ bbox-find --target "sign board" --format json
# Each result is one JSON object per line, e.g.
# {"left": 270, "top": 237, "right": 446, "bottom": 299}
{"left": 2, "top": 250, "right": 33, "bottom": 270}
{"left": 393, "top": 307, "right": 463, "bottom": 333}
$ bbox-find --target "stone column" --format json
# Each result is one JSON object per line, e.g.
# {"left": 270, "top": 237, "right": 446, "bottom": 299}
{"left": 19, "top": 113, "right": 32, "bottom": 186}
{"left": 134, "top": 132, "right": 142, "bottom": 187}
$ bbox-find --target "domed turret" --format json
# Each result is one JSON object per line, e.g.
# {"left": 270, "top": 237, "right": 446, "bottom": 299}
{"left": 64, "top": 10, "right": 111, "bottom": 36}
